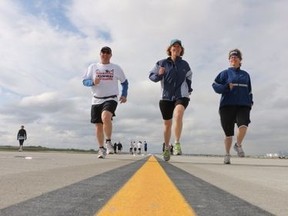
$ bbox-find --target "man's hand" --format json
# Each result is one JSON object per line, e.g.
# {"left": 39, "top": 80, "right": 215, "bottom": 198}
{"left": 119, "top": 96, "right": 127, "bottom": 104}
{"left": 94, "top": 77, "right": 101, "bottom": 85}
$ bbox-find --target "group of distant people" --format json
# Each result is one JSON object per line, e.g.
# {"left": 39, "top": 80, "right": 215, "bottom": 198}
{"left": 129, "top": 141, "right": 148, "bottom": 155}
{"left": 113, "top": 142, "right": 123, "bottom": 154}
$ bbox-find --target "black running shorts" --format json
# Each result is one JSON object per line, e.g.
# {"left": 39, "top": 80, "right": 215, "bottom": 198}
{"left": 159, "top": 98, "right": 190, "bottom": 120}
{"left": 91, "top": 100, "right": 118, "bottom": 124}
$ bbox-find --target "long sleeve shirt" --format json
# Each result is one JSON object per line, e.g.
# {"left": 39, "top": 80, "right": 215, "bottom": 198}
{"left": 149, "top": 56, "right": 192, "bottom": 101}
{"left": 212, "top": 67, "right": 253, "bottom": 108}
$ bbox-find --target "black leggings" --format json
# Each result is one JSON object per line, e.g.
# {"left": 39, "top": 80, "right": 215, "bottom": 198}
{"left": 219, "top": 106, "right": 251, "bottom": 136}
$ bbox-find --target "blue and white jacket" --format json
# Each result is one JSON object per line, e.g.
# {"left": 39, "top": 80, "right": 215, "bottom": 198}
{"left": 149, "top": 56, "right": 192, "bottom": 101}
{"left": 212, "top": 67, "right": 253, "bottom": 108}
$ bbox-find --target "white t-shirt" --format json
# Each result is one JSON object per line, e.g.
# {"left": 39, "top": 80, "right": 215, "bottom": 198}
{"left": 83, "top": 62, "right": 127, "bottom": 105}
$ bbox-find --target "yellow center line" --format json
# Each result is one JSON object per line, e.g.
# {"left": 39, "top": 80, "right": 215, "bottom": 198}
{"left": 96, "top": 155, "right": 196, "bottom": 216}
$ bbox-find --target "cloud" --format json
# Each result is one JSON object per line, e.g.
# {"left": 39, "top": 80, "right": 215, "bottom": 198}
{"left": 0, "top": 0, "right": 288, "bottom": 155}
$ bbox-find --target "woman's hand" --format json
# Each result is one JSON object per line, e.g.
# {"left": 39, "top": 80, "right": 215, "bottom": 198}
{"left": 159, "top": 67, "right": 165, "bottom": 75}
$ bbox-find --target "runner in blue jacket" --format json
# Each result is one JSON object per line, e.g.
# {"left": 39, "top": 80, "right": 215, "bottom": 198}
{"left": 212, "top": 49, "right": 253, "bottom": 164}
{"left": 149, "top": 39, "right": 193, "bottom": 161}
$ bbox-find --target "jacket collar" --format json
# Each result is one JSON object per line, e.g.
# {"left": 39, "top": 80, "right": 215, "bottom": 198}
{"left": 167, "top": 56, "right": 182, "bottom": 63}
{"left": 228, "top": 67, "right": 241, "bottom": 71}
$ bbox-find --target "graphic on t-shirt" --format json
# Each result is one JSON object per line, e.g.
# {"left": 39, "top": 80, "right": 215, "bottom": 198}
{"left": 96, "top": 69, "right": 114, "bottom": 80}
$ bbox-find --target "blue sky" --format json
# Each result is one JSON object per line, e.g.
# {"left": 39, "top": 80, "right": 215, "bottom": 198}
{"left": 17, "top": 0, "right": 77, "bottom": 32}
{"left": 0, "top": 0, "right": 288, "bottom": 155}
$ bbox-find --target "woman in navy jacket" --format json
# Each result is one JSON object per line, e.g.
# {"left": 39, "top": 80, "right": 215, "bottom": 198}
{"left": 212, "top": 49, "right": 253, "bottom": 164}
{"left": 149, "top": 39, "right": 193, "bottom": 161}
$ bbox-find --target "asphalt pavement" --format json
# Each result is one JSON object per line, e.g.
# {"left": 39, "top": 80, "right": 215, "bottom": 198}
{"left": 0, "top": 151, "right": 287, "bottom": 216}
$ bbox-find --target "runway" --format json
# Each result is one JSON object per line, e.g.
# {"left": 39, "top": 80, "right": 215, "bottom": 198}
{"left": 0, "top": 151, "right": 287, "bottom": 215}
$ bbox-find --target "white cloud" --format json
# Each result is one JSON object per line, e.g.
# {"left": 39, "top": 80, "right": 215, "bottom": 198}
{"left": 0, "top": 0, "right": 288, "bottom": 155}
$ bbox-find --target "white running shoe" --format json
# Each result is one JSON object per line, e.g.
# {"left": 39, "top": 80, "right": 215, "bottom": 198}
{"left": 106, "top": 140, "right": 114, "bottom": 154}
{"left": 98, "top": 147, "right": 107, "bottom": 159}
{"left": 224, "top": 154, "right": 231, "bottom": 164}
{"left": 233, "top": 143, "right": 245, "bottom": 157}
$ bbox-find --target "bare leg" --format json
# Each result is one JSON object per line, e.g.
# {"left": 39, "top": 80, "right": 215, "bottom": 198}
{"left": 102, "top": 110, "right": 113, "bottom": 140}
{"left": 225, "top": 136, "right": 233, "bottom": 154}
{"left": 236, "top": 125, "right": 247, "bottom": 146}
{"left": 173, "top": 104, "right": 185, "bottom": 143}
{"left": 95, "top": 123, "right": 104, "bottom": 147}
{"left": 163, "top": 119, "right": 172, "bottom": 148}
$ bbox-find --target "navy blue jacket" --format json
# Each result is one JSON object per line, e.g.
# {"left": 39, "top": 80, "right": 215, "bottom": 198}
{"left": 149, "top": 56, "right": 192, "bottom": 101}
{"left": 212, "top": 67, "right": 253, "bottom": 108}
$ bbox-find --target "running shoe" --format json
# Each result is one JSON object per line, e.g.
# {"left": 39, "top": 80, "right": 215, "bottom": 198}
{"left": 106, "top": 140, "right": 114, "bottom": 154}
{"left": 163, "top": 147, "right": 171, "bottom": 161}
{"left": 98, "top": 147, "right": 107, "bottom": 159}
{"left": 233, "top": 143, "right": 245, "bottom": 157}
{"left": 224, "top": 154, "right": 231, "bottom": 164}
{"left": 173, "top": 143, "right": 182, "bottom": 155}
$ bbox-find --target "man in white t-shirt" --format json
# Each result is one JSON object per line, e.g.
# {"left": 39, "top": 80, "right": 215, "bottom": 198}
{"left": 137, "top": 141, "right": 142, "bottom": 154}
{"left": 82, "top": 46, "right": 129, "bottom": 158}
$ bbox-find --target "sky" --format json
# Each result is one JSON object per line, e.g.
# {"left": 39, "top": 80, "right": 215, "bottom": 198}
{"left": 0, "top": 0, "right": 287, "bottom": 155}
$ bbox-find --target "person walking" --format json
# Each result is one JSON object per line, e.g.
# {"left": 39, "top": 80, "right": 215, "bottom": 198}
{"left": 113, "top": 142, "right": 117, "bottom": 154}
{"left": 143, "top": 141, "right": 147, "bottom": 154}
{"left": 17, "top": 125, "right": 27, "bottom": 151}
{"left": 133, "top": 141, "right": 137, "bottom": 155}
{"left": 129, "top": 141, "right": 134, "bottom": 155}
{"left": 212, "top": 49, "right": 253, "bottom": 164}
{"left": 149, "top": 39, "right": 193, "bottom": 161}
{"left": 137, "top": 141, "right": 142, "bottom": 155}
{"left": 117, "top": 141, "right": 123, "bottom": 153}
{"left": 82, "top": 46, "right": 129, "bottom": 159}
{"left": 170, "top": 144, "right": 174, "bottom": 154}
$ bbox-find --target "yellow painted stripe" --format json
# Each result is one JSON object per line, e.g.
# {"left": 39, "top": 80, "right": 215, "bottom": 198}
{"left": 96, "top": 155, "right": 196, "bottom": 216}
